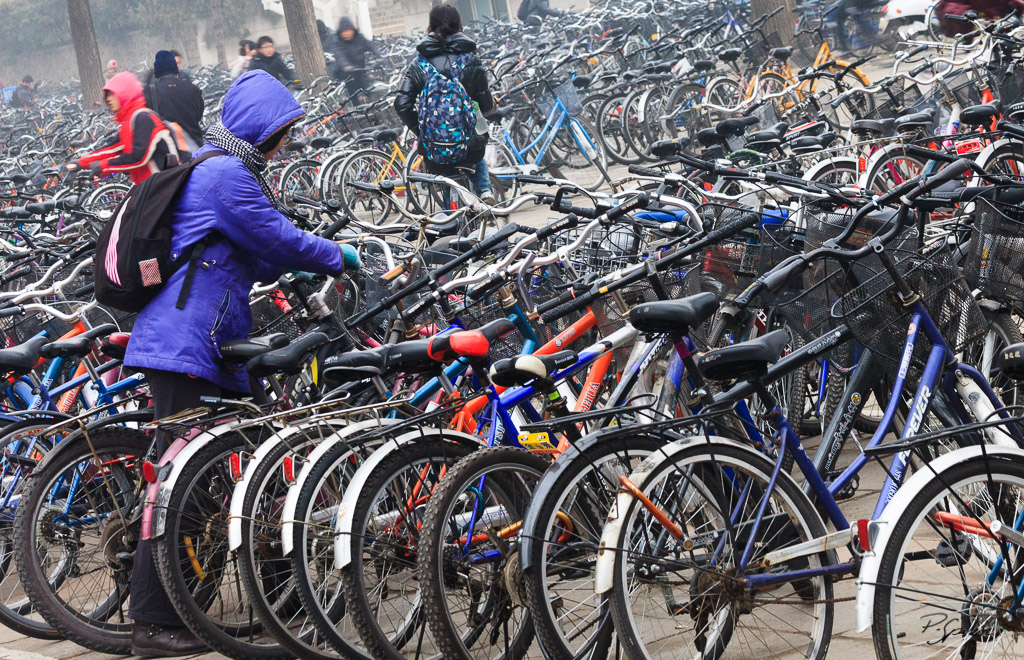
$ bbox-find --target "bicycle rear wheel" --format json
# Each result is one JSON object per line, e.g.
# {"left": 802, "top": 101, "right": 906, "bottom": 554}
{"left": 418, "top": 446, "right": 548, "bottom": 660}
{"left": 154, "top": 430, "right": 290, "bottom": 660}
{"left": 13, "top": 427, "right": 151, "bottom": 655}
{"left": 339, "top": 439, "right": 476, "bottom": 660}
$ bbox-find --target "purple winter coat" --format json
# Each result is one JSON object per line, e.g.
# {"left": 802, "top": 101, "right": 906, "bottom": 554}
{"left": 124, "top": 70, "right": 342, "bottom": 390}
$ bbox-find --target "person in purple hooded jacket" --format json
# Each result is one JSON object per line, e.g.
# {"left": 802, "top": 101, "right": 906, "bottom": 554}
{"left": 123, "top": 69, "right": 354, "bottom": 657}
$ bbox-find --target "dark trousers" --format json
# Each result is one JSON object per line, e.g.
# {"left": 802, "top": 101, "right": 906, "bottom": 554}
{"left": 129, "top": 369, "right": 221, "bottom": 627}
{"left": 835, "top": 0, "right": 878, "bottom": 50}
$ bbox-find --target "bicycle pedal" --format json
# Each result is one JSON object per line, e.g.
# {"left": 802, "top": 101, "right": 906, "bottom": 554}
{"left": 831, "top": 474, "right": 859, "bottom": 501}
{"left": 935, "top": 535, "right": 974, "bottom": 567}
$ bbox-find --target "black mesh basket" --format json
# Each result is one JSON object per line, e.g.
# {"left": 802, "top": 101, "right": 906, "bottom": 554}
{"left": 453, "top": 293, "right": 524, "bottom": 361}
{"left": 965, "top": 198, "right": 1024, "bottom": 306}
{"left": 852, "top": 83, "right": 923, "bottom": 122}
{"left": 698, "top": 204, "right": 762, "bottom": 300}
{"left": 835, "top": 244, "right": 989, "bottom": 372}
{"left": 937, "top": 69, "right": 985, "bottom": 109}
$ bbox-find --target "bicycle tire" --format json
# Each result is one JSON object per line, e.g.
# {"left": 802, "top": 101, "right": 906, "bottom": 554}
{"left": 521, "top": 433, "right": 667, "bottom": 660}
{"left": 154, "top": 429, "right": 291, "bottom": 660}
{"left": 236, "top": 430, "right": 345, "bottom": 660}
{"left": 872, "top": 454, "right": 1024, "bottom": 658}
{"left": 0, "top": 420, "right": 59, "bottom": 639}
{"left": 338, "top": 438, "right": 475, "bottom": 660}
{"left": 418, "top": 446, "right": 548, "bottom": 660}
{"left": 606, "top": 440, "right": 833, "bottom": 660}
{"left": 334, "top": 148, "right": 402, "bottom": 226}
{"left": 13, "top": 426, "right": 151, "bottom": 655}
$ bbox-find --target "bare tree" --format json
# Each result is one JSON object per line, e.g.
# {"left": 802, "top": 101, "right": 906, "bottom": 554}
{"left": 66, "top": 0, "right": 105, "bottom": 108}
{"left": 281, "top": 0, "right": 327, "bottom": 88}
{"left": 209, "top": 0, "right": 229, "bottom": 66}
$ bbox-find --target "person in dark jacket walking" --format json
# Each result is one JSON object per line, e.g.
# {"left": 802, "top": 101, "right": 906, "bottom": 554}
{"left": 331, "top": 17, "right": 380, "bottom": 98}
{"left": 394, "top": 5, "right": 497, "bottom": 203}
{"left": 144, "top": 50, "right": 205, "bottom": 153}
{"left": 9, "top": 76, "right": 36, "bottom": 109}
{"left": 250, "top": 36, "right": 296, "bottom": 86}
{"left": 123, "top": 69, "right": 359, "bottom": 657}
{"left": 517, "top": 0, "right": 564, "bottom": 22}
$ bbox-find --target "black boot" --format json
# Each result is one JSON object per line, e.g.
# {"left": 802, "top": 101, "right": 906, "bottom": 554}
{"left": 131, "top": 623, "right": 207, "bottom": 657}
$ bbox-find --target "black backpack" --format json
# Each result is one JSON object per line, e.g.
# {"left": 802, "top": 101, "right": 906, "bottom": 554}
{"left": 517, "top": 0, "right": 533, "bottom": 21}
{"left": 94, "top": 150, "right": 224, "bottom": 313}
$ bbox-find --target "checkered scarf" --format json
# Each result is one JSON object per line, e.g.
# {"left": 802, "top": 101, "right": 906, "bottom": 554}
{"left": 204, "top": 122, "right": 279, "bottom": 207}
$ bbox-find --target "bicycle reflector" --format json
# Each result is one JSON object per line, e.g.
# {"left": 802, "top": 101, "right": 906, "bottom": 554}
{"left": 282, "top": 456, "right": 296, "bottom": 485}
{"left": 857, "top": 519, "right": 871, "bottom": 552}
{"left": 142, "top": 461, "right": 157, "bottom": 484}
{"left": 229, "top": 453, "right": 243, "bottom": 482}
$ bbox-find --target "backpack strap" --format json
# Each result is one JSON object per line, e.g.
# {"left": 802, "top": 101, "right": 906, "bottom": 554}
{"left": 173, "top": 150, "right": 226, "bottom": 310}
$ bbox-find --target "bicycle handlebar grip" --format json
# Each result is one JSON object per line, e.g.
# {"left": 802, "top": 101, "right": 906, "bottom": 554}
{"left": 479, "top": 222, "right": 521, "bottom": 250}
{"left": 534, "top": 214, "right": 579, "bottom": 242}
{"left": 536, "top": 287, "right": 581, "bottom": 316}
{"left": 540, "top": 290, "right": 594, "bottom": 325}
{"left": 25, "top": 200, "right": 55, "bottom": 216}
{"left": 69, "top": 239, "right": 97, "bottom": 261}
{"left": 290, "top": 194, "right": 321, "bottom": 208}
{"left": 904, "top": 158, "right": 972, "bottom": 202}
{"left": 322, "top": 216, "right": 349, "bottom": 240}
{"left": 0, "top": 307, "right": 24, "bottom": 319}
{"left": 909, "top": 62, "right": 932, "bottom": 76}
{"left": 0, "top": 266, "right": 32, "bottom": 285}
{"left": 906, "top": 44, "right": 929, "bottom": 58}
{"left": 628, "top": 164, "right": 665, "bottom": 177}
{"left": 517, "top": 174, "right": 557, "bottom": 186}
{"left": 605, "top": 193, "right": 650, "bottom": 223}
{"left": 467, "top": 273, "right": 508, "bottom": 302}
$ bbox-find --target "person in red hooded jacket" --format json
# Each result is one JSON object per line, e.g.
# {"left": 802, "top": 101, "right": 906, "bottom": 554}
{"left": 74, "top": 72, "right": 179, "bottom": 184}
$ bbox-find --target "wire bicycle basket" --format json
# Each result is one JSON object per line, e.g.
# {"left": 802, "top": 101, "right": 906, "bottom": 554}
{"left": 536, "top": 79, "right": 583, "bottom": 118}
{"left": 835, "top": 244, "right": 989, "bottom": 373}
{"left": 965, "top": 198, "right": 1024, "bottom": 308}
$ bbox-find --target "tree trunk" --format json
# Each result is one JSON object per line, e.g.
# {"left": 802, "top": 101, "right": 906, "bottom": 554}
{"left": 281, "top": 0, "right": 327, "bottom": 89}
{"left": 66, "top": 0, "right": 104, "bottom": 108}
{"left": 210, "top": 0, "right": 228, "bottom": 67}
{"left": 178, "top": 16, "right": 203, "bottom": 68}
{"left": 750, "top": 0, "right": 796, "bottom": 48}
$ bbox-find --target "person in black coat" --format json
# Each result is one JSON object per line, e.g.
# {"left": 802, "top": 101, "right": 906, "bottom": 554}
{"left": 144, "top": 50, "right": 205, "bottom": 152}
{"left": 517, "top": 0, "right": 564, "bottom": 22}
{"left": 9, "top": 76, "right": 36, "bottom": 109}
{"left": 394, "top": 5, "right": 496, "bottom": 200}
{"left": 249, "top": 36, "right": 295, "bottom": 86}
{"left": 331, "top": 17, "right": 380, "bottom": 97}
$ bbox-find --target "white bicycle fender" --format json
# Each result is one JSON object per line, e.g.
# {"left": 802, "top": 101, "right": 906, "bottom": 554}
{"left": 968, "top": 139, "right": 1011, "bottom": 186}
{"left": 333, "top": 428, "right": 482, "bottom": 569}
{"left": 594, "top": 435, "right": 751, "bottom": 594}
{"left": 281, "top": 418, "right": 399, "bottom": 556}
{"left": 227, "top": 426, "right": 304, "bottom": 551}
{"left": 855, "top": 444, "right": 1024, "bottom": 632}
{"left": 151, "top": 423, "right": 239, "bottom": 539}
{"left": 857, "top": 142, "right": 922, "bottom": 190}
{"left": 803, "top": 156, "right": 859, "bottom": 186}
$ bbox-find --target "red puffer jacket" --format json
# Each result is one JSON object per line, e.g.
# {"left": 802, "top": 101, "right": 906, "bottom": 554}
{"left": 78, "top": 72, "right": 179, "bottom": 184}
{"left": 938, "top": 0, "right": 1024, "bottom": 35}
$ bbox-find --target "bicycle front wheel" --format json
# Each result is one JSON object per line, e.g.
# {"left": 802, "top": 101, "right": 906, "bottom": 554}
{"left": 549, "top": 117, "right": 608, "bottom": 192}
{"left": 606, "top": 441, "right": 833, "bottom": 660}
{"left": 872, "top": 454, "right": 1024, "bottom": 658}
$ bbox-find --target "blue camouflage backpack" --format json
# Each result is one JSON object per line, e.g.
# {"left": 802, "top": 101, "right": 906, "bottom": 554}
{"left": 415, "top": 54, "right": 477, "bottom": 165}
